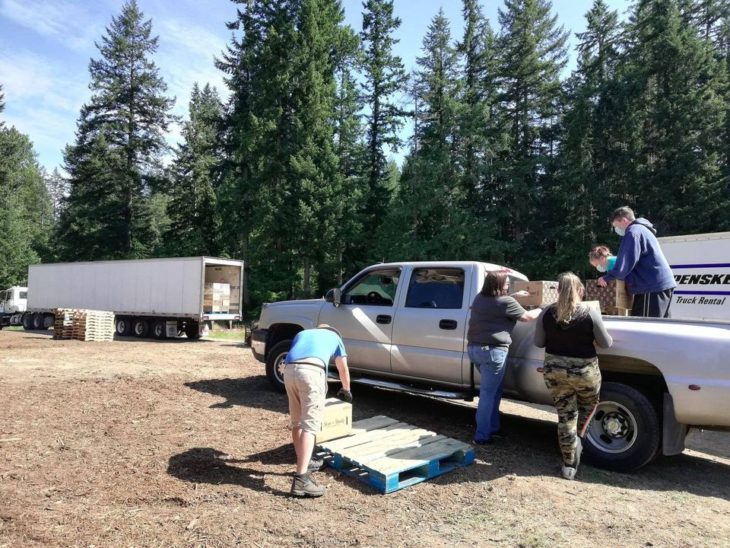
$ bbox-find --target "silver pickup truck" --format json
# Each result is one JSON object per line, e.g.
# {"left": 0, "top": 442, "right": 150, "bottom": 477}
{"left": 251, "top": 261, "right": 730, "bottom": 471}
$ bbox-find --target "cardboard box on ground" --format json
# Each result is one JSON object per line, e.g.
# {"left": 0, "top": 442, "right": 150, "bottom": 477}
{"left": 315, "top": 398, "right": 352, "bottom": 444}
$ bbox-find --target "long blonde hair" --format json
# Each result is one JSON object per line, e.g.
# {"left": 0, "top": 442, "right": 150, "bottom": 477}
{"left": 554, "top": 272, "right": 584, "bottom": 324}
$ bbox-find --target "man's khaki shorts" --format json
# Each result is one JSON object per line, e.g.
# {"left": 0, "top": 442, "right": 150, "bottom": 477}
{"left": 283, "top": 363, "right": 326, "bottom": 434}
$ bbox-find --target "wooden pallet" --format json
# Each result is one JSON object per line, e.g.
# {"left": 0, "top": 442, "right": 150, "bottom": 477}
{"left": 317, "top": 416, "right": 474, "bottom": 494}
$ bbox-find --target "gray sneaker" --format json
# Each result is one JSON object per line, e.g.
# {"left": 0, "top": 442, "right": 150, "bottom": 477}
{"left": 291, "top": 473, "right": 326, "bottom": 498}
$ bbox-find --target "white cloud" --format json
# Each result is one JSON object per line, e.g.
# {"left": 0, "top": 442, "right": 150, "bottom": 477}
{"left": 0, "top": 0, "right": 105, "bottom": 52}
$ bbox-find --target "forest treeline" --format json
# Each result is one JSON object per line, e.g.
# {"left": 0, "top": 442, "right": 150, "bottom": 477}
{"left": 1, "top": 0, "right": 729, "bottom": 314}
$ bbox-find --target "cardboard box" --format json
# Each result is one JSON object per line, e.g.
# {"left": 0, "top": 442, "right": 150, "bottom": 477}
{"left": 584, "top": 279, "right": 632, "bottom": 313}
{"left": 203, "top": 283, "right": 231, "bottom": 313}
{"left": 513, "top": 280, "right": 559, "bottom": 307}
{"left": 315, "top": 398, "right": 352, "bottom": 444}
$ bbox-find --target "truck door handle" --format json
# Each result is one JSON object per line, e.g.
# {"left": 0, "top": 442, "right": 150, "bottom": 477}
{"left": 439, "top": 319, "right": 457, "bottom": 330}
{"left": 376, "top": 315, "right": 392, "bottom": 324}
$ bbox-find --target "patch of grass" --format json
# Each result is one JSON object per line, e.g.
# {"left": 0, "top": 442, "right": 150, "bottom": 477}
{"left": 206, "top": 329, "right": 246, "bottom": 342}
{"left": 3, "top": 326, "right": 23, "bottom": 332}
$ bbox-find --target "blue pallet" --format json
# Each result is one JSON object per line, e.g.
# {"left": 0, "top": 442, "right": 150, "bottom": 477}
{"left": 317, "top": 416, "right": 475, "bottom": 494}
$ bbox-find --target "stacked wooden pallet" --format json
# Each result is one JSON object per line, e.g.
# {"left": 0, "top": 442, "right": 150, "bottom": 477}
{"left": 53, "top": 308, "right": 75, "bottom": 340}
{"left": 53, "top": 309, "right": 115, "bottom": 342}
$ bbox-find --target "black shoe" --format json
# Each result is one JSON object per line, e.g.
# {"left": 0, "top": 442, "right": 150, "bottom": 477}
{"left": 291, "top": 473, "right": 326, "bottom": 498}
{"left": 307, "top": 458, "right": 325, "bottom": 472}
{"left": 472, "top": 438, "right": 492, "bottom": 445}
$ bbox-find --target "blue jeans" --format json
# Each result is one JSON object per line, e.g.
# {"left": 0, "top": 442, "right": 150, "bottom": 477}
{"left": 468, "top": 344, "right": 509, "bottom": 442}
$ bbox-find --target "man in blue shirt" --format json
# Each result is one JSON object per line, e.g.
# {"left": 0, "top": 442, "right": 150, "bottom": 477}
{"left": 598, "top": 206, "right": 677, "bottom": 317}
{"left": 284, "top": 324, "right": 351, "bottom": 497}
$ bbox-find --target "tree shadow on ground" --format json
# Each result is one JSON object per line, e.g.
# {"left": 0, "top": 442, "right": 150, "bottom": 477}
{"left": 183, "top": 377, "right": 730, "bottom": 500}
{"left": 185, "top": 376, "right": 289, "bottom": 412}
{"left": 167, "top": 447, "right": 291, "bottom": 497}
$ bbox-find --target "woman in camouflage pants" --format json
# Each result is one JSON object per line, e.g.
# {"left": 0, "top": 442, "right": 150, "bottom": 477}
{"left": 534, "top": 273, "right": 613, "bottom": 480}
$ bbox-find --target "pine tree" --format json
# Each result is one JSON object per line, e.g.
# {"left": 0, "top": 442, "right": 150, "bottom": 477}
{"left": 45, "top": 168, "right": 69, "bottom": 222}
{"left": 165, "top": 83, "right": 223, "bottom": 256}
{"left": 377, "top": 11, "right": 469, "bottom": 260}
{"left": 554, "top": 0, "right": 623, "bottom": 276}
{"left": 330, "top": 24, "right": 366, "bottom": 284}
{"left": 0, "top": 126, "right": 52, "bottom": 285}
{"left": 359, "top": 0, "right": 408, "bottom": 259}
{"left": 495, "top": 0, "right": 568, "bottom": 276}
{"left": 455, "top": 0, "right": 504, "bottom": 260}
{"left": 57, "top": 0, "right": 174, "bottom": 261}
{"left": 628, "top": 0, "right": 726, "bottom": 234}
{"left": 218, "top": 0, "right": 350, "bottom": 305}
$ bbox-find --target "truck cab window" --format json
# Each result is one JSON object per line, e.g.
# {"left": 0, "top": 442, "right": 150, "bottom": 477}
{"left": 405, "top": 268, "right": 465, "bottom": 309}
{"left": 343, "top": 269, "right": 400, "bottom": 306}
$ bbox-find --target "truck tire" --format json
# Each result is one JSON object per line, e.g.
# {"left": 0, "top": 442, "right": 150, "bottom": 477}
{"left": 32, "top": 313, "right": 44, "bottom": 330}
{"left": 583, "top": 382, "right": 661, "bottom": 472}
{"left": 265, "top": 339, "right": 291, "bottom": 393}
{"left": 115, "top": 317, "right": 133, "bottom": 337}
{"left": 132, "top": 318, "right": 149, "bottom": 338}
{"left": 42, "top": 314, "right": 54, "bottom": 330}
{"left": 152, "top": 319, "right": 167, "bottom": 340}
{"left": 184, "top": 321, "right": 201, "bottom": 340}
{"left": 22, "top": 314, "right": 32, "bottom": 330}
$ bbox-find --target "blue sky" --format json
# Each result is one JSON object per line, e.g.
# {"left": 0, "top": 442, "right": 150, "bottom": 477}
{"left": 0, "top": 0, "right": 632, "bottom": 172}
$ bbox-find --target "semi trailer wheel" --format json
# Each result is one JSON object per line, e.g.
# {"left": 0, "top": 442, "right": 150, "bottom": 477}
{"left": 152, "top": 319, "right": 167, "bottom": 340}
{"left": 583, "top": 382, "right": 661, "bottom": 472}
{"left": 132, "top": 318, "right": 149, "bottom": 338}
{"left": 115, "top": 317, "right": 133, "bottom": 337}
{"left": 32, "top": 313, "right": 44, "bottom": 330}
{"left": 184, "top": 321, "right": 201, "bottom": 340}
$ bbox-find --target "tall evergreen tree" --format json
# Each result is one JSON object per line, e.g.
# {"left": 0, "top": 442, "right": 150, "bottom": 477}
{"left": 56, "top": 0, "right": 174, "bottom": 261}
{"left": 164, "top": 83, "right": 223, "bottom": 256}
{"left": 0, "top": 126, "right": 52, "bottom": 286}
{"left": 219, "top": 0, "right": 350, "bottom": 305}
{"left": 359, "top": 0, "right": 408, "bottom": 259}
{"left": 554, "top": 0, "right": 623, "bottom": 276}
{"left": 377, "top": 11, "right": 469, "bottom": 260}
{"left": 495, "top": 0, "right": 568, "bottom": 276}
{"left": 331, "top": 24, "right": 366, "bottom": 284}
{"left": 628, "top": 0, "right": 727, "bottom": 233}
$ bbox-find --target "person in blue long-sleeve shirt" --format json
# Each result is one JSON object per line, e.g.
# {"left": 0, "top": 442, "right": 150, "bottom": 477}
{"left": 597, "top": 206, "right": 677, "bottom": 317}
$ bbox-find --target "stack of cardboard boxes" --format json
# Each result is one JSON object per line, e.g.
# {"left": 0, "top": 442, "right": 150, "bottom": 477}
{"left": 512, "top": 279, "right": 627, "bottom": 314}
{"left": 203, "top": 283, "right": 231, "bottom": 314}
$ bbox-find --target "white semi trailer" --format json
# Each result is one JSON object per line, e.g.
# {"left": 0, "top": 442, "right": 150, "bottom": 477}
{"left": 22, "top": 257, "right": 244, "bottom": 339}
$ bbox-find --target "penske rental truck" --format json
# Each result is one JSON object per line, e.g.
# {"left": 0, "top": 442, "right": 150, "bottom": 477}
{"left": 9, "top": 257, "right": 244, "bottom": 339}
{"left": 659, "top": 232, "right": 730, "bottom": 321}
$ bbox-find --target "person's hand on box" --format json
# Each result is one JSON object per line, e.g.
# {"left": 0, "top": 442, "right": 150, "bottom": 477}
{"left": 597, "top": 277, "right": 608, "bottom": 288}
{"left": 336, "top": 387, "right": 353, "bottom": 403}
{"left": 511, "top": 290, "right": 530, "bottom": 298}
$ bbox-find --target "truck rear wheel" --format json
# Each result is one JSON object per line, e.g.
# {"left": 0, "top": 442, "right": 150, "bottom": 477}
{"left": 152, "top": 319, "right": 167, "bottom": 340}
{"left": 32, "top": 313, "right": 44, "bottom": 330}
{"left": 132, "top": 318, "right": 149, "bottom": 338}
{"left": 42, "top": 314, "right": 54, "bottom": 330}
{"left": 184, "top": 321, "right": 201, "bottom": 340}
{"left": 22, "top": 314, "right": 32, "bottom": 330}
{"left": 265, "top": 340, "right": 291, "bottom": 393}
{"left": 583, "top": 382, "right": 661, "bottom": 472}
{"left": 115, "top": 317, "right": 133, "bottom": 337}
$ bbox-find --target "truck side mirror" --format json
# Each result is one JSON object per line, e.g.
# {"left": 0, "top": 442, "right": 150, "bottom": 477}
{"left": 325, "top": 288, "right": 342, "bottom": 307}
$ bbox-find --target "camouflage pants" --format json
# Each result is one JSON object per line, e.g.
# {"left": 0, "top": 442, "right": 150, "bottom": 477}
{"left": 543, "top": 354, "right": 602, "bottom": 466}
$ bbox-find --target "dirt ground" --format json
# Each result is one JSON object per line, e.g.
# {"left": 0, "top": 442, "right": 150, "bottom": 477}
{"left": 1, "top": 329, "right": 729, "bottom": 547}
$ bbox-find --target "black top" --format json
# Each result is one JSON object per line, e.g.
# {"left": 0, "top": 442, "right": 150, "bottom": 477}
{"left": 467, "top": 294, "right": 526, "bottom": 349}
{"left": 534, "top": 304, "right": 613, "bottom": 358}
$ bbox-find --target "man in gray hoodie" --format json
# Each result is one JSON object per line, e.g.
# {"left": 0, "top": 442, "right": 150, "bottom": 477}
{"left": 597, "top": 206, "right": 677, "bottom": 317}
